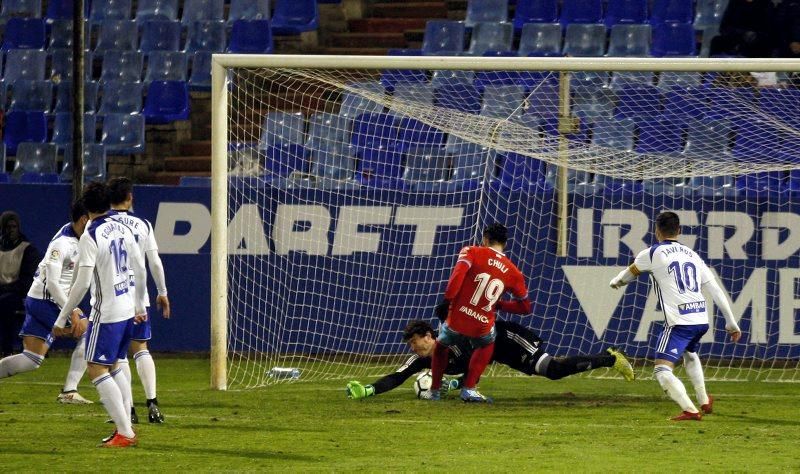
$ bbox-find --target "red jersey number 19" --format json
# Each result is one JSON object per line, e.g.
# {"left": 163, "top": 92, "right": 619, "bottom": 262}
{"left": 470, "top": 272, "right": 505, "bottom": 311}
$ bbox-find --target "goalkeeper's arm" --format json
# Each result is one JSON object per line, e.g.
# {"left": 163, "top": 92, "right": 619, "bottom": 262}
{"left": 347, "top": 356, "right": 425, "bottom": 399}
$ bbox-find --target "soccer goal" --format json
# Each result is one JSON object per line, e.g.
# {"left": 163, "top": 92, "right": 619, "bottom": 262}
{"left": 210, "top": 55, "right": 800, "bottom": 390}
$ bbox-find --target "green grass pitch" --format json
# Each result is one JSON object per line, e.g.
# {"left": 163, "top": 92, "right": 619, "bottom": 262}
{"left": 1, "top": 356, "right": 798, "bottom": 471}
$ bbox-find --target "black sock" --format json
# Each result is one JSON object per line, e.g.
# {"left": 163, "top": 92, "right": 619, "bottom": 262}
{"left": 147, "top": 398, "right": 158, "bottom": 407}
{"left": 545, "top": 354, "right": 615, "bottom": 380}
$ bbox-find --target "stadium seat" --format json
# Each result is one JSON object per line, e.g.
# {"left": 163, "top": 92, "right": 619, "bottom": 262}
{"left": 650, "top": 0, "right": 694, "bottom": 24}
{"left": 9, "top": 80, "right": 52, "bottom": 112}
{"left": 185, "top": 20, "right": 227, "bottom": 53}
{"left": 49, "top": 49, "right": 93, "bottom": 82}
{"left": 94, "top": 20, "right": 139, "bottom": 54}
{"left": 732, "top": 118, "right": 781, "bottom": 159}
{"left": 181, "top": 0, "right": 224, "bottom": 24}
{"left": 227, "top": 19, "right": 273, "bottom": 54}
{"left": 480, "top": 85, "right": 525, "bottom": 120}
{"left": 694, "top": 0, "right": 727, "bottom": 29}
{"left": 430, "top": 69, "right": 474, "bottom": 88}
{"left": 188, "top": 51, "right": 211, "bottom": 90}
{"left": 338, "top": 82, "right": 385, "bottom": 119}
{"left": 53, "top": 81, "right": 98, "bottom": 113}
{"left": 392, "top": 82, "right": 434, "bottom": 106}
{"left": 541, "top": 115, "right": 589, "bottom": 145}
{"left": 135, "top": 0, "right": 178, "bottom": 22}
{"left": 662, "top": 85, "right": 709, "bottom": 120}
{"left": 51, "top": 112, "right": 97, "bottom": 147}
{"left": 98, "top": 81, "right": 143, "bottom": 115}
{"left": 100, "top": 50, "right": 144, "bottom": 82}
{"left": 513, "top": 0, "right": 557, "bottom": 30}
{"left": 468, "top": 22, "right": 514, "bottom": 56}
{"left": 3, "top": 49, "right": 46, "bottom": 82}
{"left": 518, "top": 23, "right": 562, "bottom": 57}
{"left": 380, "top": 51, "right": 427, "bottom": 93}
{"left": 46, "top": 0, "right": 86, "bottom": 21}
{"left": 306, "top": 112, "right": 351, "bottom": 153}
{"left": 527, "top": 81, "right": 560, "bottom": 117}
{"left": 563, "top": 24, "right": 607, "bottom": 56}
{"left": 0, "top": 0, "right": 41, "bottom": 20}
{"left": 736, "top": 172, "right": 786, "bottom": 196}
{"left": 683, "top": 118, "right": 731, "bottom": 157}
{"left": 11, "top": 142, "right": 57, "bottom": 181}
{"left": 143, "top": 80, "right": 189, "bottom": 123}
{"left": 704, "top": 87, "right": 755, "bottom": 120}
{"left": 560, "top": 0, "right": 603, "bottom": 26}
{"left": 101, "top": 113, "right": 146, "bottom": 154}
{"left": 594, "top": 174, "right": 644, "bottom": 194}
{"left": 591, "top": 117, "right": 635, "bottom": 151}
{"left": 789, "top": 170, "right": 800, "bottom": 193}
{"left": 449, "top": 140, "right": 490, "bottom": 189}
{"left": 90, "top": 0, "right": 132, "bottom": 23}
{"left": 48, "top": 19, "right": 75, "bottom": 49}
{"left": 635, "top": 117, "right": 686, "bottom": 153}
{"left": 2, "top": 18, "right": 45, "bottom": 50}
{"left": 609, "top": 71, "right": 655, "bottom": 90}
{"left": 571, "top": 85, "right": 616, "bottom": 121}
{"left": 139, "top": 20, "right": 181, "bottom": 52}
{"left": 402, "top": 146, "right": 450, "bottom": 191}
{"left": 260, "top": 111, "right": 307, "bottom": 176}
{"left": 614, "top": 84, "right": 662, "bottom": 119}
{"left": 605, "top": 0, "right": 648, "bottom": 26}
{"left": 310, "top": 146, "right": 356, "bottom": 182}
{"left": 498, "top": 151, "right": 548, "bottom": 188}
{"left": 652, "top": 23, "right": 696, "bottom": 57}
{"left": 607, "top": 24, "right": 651, "bottom": 57}
{"left": 227, "top": 0, "right": 270, "bottom": 24}
{"left": 60, "top": 144, "right": 107, "bottom": 183}
{"left": 688, "top": 175, "right": 735, "bottom": 195}
{"left": 397, "top": 117, "right": 445, "bottom": 152}
{"left": 3, "top": 111, "right": 47, "bottom": 154}
{"left": 465, "top": 0, "right": 508, "bottom": 28}
{"left": 18, "top": 171, "right": 59, "bottom": 183}
{"left": 422, "top": 20, "right": 465, "bottom": 55}
{"left": 350, "top": 113, "right": 403, "bottom": 186}
{"left": 270, "top": 0, "right": 318, "bottom": 35}
{"left": 473, "top": 60, "right": 524, "bottom": 91}
{"left": 642, "top": 177, "right": 689, "bottom": 195}
{"left": 657, "top": 71, "right": 702, "bottom": 89}
{"left": 144, "top": 50, "right": 187, "bottom": 83}
{"left": 434, "top": 83, "right": 482, "bottom": 114}
{"left": 759, "top": 88, "right": 800, "bottom": 128}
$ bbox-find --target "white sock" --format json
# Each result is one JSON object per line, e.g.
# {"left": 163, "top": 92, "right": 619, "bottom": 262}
{"left": 93, "top": 373, "right": 134, "bottom": 438}
{"left": 654, "top": 364, "right": 698, "bottom": 413}
{"left": 0, "top": 350, "right": 44, "bottom": 378}
{"left": 134, "top": 350, "right": 157, "bottom": 400}
{"left": 683, "top": 352, "right": 709, "bottom": 405}
{"left": 118, "top": 357, "right": 133, "bottom": 385}
{"left": 111, "top": 366, "right": 133, "bottom": 417}
{"left": 63, "top": 337, "right": 87, "bottom": 392}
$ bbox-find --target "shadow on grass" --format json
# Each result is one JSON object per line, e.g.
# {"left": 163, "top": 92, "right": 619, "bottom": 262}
{"left": 717, "top": 413, "right": 800, "bottom": 427}
{"left": 176, "top": 422, "right": 322, "bottom": 433}
{"left": 145, "top": 444, "right": 319, "bottom": 462}
{"left": 495, "top": 392, "right": 664, "bottom": 408}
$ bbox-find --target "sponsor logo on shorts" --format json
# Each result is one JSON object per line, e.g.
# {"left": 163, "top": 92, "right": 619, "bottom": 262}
{"left": 677, "top": 301, "right": 706, "bottom": 315}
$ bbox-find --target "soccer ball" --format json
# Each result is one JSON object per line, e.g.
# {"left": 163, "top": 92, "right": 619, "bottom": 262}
{"left": 413, "top": 371, "right": 433, "bottom": 398}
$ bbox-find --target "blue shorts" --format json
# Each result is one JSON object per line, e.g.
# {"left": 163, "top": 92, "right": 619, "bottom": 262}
{"left": 655, "top": 324, "right": 709, "bottom": 363}
{"left": 85, "top": 318, "right": 134, "bottom": 366}
{"left": 130, "top": 308, "right": 153, "bottom": 341}
{"left": 19, "top": 297, "right": 58, "bottom": 346}
{"left": 437, "top": 322, "right": 496, "bottom": 349}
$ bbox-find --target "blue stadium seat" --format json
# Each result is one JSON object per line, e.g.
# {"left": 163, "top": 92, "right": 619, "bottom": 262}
{"left": 260, "top": 111, "right": 307, "bottom": 176}
{"left": 310, "top": 146, "right": 355, "bottom": 182}
{"left": 662, "top": 85, "right": 709, "bottom": 120}
{"left": 789, "top": 170, "right": 800, "bottom": 193}
{"left": 0, "top": 172, "right": 10, "bottom": 183}
{"left": 652, "top": 22, "right": 696, "bottom": 57}
{"left": 541, "top": 115, "right": 589, "bottom": 144}
{"left": 3, "top": 49, "right": 46, "bottom": 82}
{"left": 694, "top": 0, "right": 727, "bottom": 29}
{"left": 480, "top": 85, "right": 525, "bottom": 120}
{"left": 449, "top": 140, "right": 490, "bottom": 189}
{"left": 9, "top": 80, "right": 52, "bottom": 111}
{"left": 392, "top": 82, "right": 434, "bottom": 106}
{"left": 46, "top": 0, "right": 86, "bottom": 21}
{"left": 306, "top": 112, "right": 351, "bottom": 153}
{"left": 563, "top": 24, "right": 606, "bottom": 56}
{"left": 12, "top": 142, "right": 57, "bottom": 181}
{"left": 498, "top": 151, "right": 547, "bottom": 188}
{"left": 181, "top": 0, "right": 224, "bottom": 24}
{"left": 571, "top": 70, "right": 610, "bottom": 87}
{"left": 689, "top": 175, "right": 735, "bottom": 196}
{"left": 350, "top": 113, "right": 402, "bottom": 186}
{"left": 468, "top": 22, "right": 514, "bottom": 55}
{"left": 397, "top": 117, "right": 445, "bottom": 152}
{"left": 1, "top": 18, "right": 45, "bottom": 50}
{"left": 144, "top": 50, "right": 187, "bottom": 83}
{"left": 527, "top": 81, "right": 559, "bottom": 117}
{"left": 227, "top": 19, "right": 273, "bottom": 53}
{"left": 560, "top": 0, "right": 603, "bottom": 26}
{"left": 338, "top": 82, "right": 385, "bottom": 119}
{"left": 759, "top": 88, "right": 800, "bottom": 128}
{"left": 0, "top": 0, "right": 41, "bottom": 20}
{"left": 683, "top": 118, "right": 731, "bottom": 157}
{"left": 607, "top": 24, "right": 651, "bottom": 57}
{"left": 434, "top": 83, "right": 482, "bottom": 114}
{"left": 605, "top": 0, "right": 648, "bottom": 27}
{"left": 402, "top": 146, "right": 450, "bottom": 191}
{"left": 227, "top": 0, "right": 270, "bottom": 24}
{"left": 100, "top": 50, "right": 143, "bottom": 82}
{"left": 465, "top": 0, "right": 508, "bottom": 28}
{"left": 571, "top": 85, "right": 616, "bottom": 121}
{"left": 139, "top": 20, "right": 181, "bottom": 52}
{"left": 430, "top": 69, "right": 474, "bottom": 88}
{"left": 657, "top": 71, "right": 702, "bottom": 89}
{"left": 732, "top": 118, "right": 780, "bottom": 159}
{"left": 60, "top": 144, "right": 107, "bottom": 183}
{"left": 270, "top": 0, "right": 318, "bottom": 35}
{"left": 48, "top": 19, "right": 75, "bottom": 49}
{"left": 51, "top": 113, "right": 97, "bottom": 148}
{"left": 54, "top": 81, "right": 99, "bottom": 113}
{"left": 185, "top": 20, "right": 227, "bottom": 53}
{"left": 736, "top": 172, "right": 786, "bottom": 196}
{"left": 101, "top": 113, "right": 145, "bottom": 154}
{"left": 143, "top": 80, "right": 189, "bottom": 123}
{"left": 704, "top": 87, "right": 755, "bottom": 120}
{"left": 422, "top": 20, "right": 465, "bottom": 55}
{"left": 18, "top": 171, "right": 59, "bottom": 183}
{"left": 98, "top": 81, "right": 143, "bottom": 115}
{"left": 614, "top": 84, "right": 662, "bottom": 119}
{"left": 90, "top": 0, "right": 132, "bottom": 23}
{"left": 650, "top": 0, "right": 694, "bottom": 24}
{"left": 594, "top": 174, "right": 644, "bottom": 194}
{"left": 3, "top": 111, "right": 47, "bottom": 154}
{"left": 49, "top": 49, "right": 93, "bottom": 82}
{"left": 609, "top": 71, "right": 655, "bottom": 89}
{"left": 380, "top": 66, "right": 427, "bottom": 94}
{"left": 513, "top": 0, "right": 557, "bottom": 30}
{"left": 135, "top": 0, "right": 178, "bottom": 22}
{"left": 94, "top": 20, "right": 139, "bottom": 54}
{"left": 642, "top": 177, "right": 689, "bottom": 195}
{"left": 188, "top": 51, "right": 211, "bottom": 90}
{"left": 635, "top": 117, "right": 685, "bottom": 153}
{"left": 591, "top": 117, "right": 635, "bottom": 151}
{"left": 518, "top": 23, "right": 562, "bottom": 57}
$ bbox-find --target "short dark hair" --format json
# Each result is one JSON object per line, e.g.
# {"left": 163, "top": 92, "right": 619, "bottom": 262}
{"left": 402, "top": 320, "right": 434, "bottom": 342}
{"left": 655, "top": 211, "right": 680, "bottom": 237}
{"left": 483, "top": 223, "right": 508, "bottom": 245}
{"left": 82, "top": 181, "right": 110, "bottom": 214}
{"left": 70, "top": 199, "right": 88, "bottom": 223}
{"left": 107, "top": 177, "right": 133, "bottom": 205}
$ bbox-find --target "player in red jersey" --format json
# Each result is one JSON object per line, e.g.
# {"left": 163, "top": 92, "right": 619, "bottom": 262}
{"left": 426, "top": 223, "right": 531, "bottom": 402}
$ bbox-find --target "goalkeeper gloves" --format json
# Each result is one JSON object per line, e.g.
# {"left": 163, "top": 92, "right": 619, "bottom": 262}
{"left": 433, "top": 299, "right": 450, "bottom": 322}
{"left": 346, "top": 381, "right": 375, "bottom": 400}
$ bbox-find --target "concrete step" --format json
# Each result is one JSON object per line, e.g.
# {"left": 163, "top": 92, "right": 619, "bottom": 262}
{"left": 329, "top": 32, "right": 407, "bottom": 48}
{"left": 322, "top": 46, "right": 392, "bottom": 55}
{"left": 164, "top": 156, "right": 211, "bottom": 172}
{"left": 371, "top": 2, "right": 448, "bottom": 19}
{"left": 348, "top": 18, "right": 427, "bottom": 34}
{"left": 179, "top": 141, "right": 211, "bottom": 156}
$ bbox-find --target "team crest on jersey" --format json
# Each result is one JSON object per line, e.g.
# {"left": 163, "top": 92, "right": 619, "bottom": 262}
{"left": 49, "top": 249, "right": 60, "bottom": 261}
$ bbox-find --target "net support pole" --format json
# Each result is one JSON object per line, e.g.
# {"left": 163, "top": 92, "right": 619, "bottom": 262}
{"left": 555, "top": 72, "right": 571, "bottom": 257}
{"left": 210, "top": 57, "right": 228, "bottom": 390}
{"left": 71, "top": 0, "right": 85, "bottom": 201}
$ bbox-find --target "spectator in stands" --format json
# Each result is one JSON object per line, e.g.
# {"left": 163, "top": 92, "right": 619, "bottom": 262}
{"left": 710, "top": 0, "right": 775, "bottom": 58}
{"left": 0, "top": 212, "right": 39, "bottom": 356}
{"left": 775, "top": 0, "right": 800, "bottom": 58}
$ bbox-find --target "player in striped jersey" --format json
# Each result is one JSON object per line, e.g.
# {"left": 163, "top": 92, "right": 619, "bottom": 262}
{"left": 0, "top": 201, "right": 90, "bottom": 402}
{"left": 610, "top": 211, "right": 742, "bottom": 421}
{"left": 53, "top": 182, "right": 148, "bottom": 447}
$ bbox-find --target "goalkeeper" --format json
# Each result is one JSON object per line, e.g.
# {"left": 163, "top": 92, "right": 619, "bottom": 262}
{"left": 346, "top": 318, "right": 634, "bottom": 400}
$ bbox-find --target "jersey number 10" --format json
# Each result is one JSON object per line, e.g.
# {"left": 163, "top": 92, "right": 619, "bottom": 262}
{"left": 471, "top": 272, "right": 505, "bottom": 311}
{"left": 668, "top": 261, "right": 698, "bottom": 294}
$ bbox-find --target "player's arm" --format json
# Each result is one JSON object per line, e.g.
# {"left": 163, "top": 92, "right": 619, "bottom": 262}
{"left": 496, "top": 271, "right": 532, "bottom": 315}
{"left": 53, "top": 235, "right": 96, "bottom": 335}
{"left": 43, "top": 245, "right": 68, "bottom": 309}
{"left": 347, "top": 356, "right": 427, "bottom": 399}
{"left": 434, "top": 247, "right": 473, "bottom": 321}
{"left": 128, "top": 235, "right": 148, "bottom": 319}
{"left": 701, "top": 267, "right": 742, "bottom": 343}
{"left": 145, "top": 222, "right": 170, "bottom": 318}
{"left": 610, "top": 248, "right": 651, "bottom": 289}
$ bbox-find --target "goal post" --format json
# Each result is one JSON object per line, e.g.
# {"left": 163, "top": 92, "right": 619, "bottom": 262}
{"left": 211, "top": 55, "right": 800, "bottom": 390}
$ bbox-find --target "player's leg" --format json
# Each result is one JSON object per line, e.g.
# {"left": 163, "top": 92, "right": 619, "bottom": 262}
{"left": 114, "top": 357, "right": 138, "bottom": 423}
{"left": 130, "top": 315, "right": 163, "bottom": 423}
{"left": 653, "top": 326, "right": 701, "bottom": 420}
{"left": 427, "top": 323, "right": 460, "bottom": 400}
{"left": 0, "top": 298, "right": 56, "bottom": 378}
{"left": 58, "top": 335, "right": 93, "bottom": 404}
{"left": 460, "top": 328, "right": 496, "bottom": 403}
{"left": 682, "top": 325, "right": 712, "bottom": 413}
{"left": 537, "top": 352, "right": 616, "bottom": 380}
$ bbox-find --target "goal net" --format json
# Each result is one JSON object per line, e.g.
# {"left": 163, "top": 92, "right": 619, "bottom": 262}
{"left": 211, "top": 56, "right": 800, "bottom": 389}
